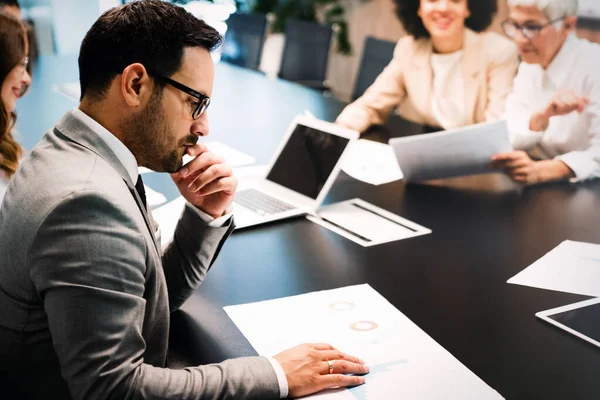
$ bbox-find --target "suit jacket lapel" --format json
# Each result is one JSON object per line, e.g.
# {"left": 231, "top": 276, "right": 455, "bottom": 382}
{"left": 462, "top": 29, "right": 481, "bottom": 125}
{"left": 54, "top": 112, "right": 161, "bottom": 256}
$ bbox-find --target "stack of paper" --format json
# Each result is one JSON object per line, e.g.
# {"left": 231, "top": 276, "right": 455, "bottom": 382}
{"left": 224, "top": 284, "right": 503, "bottom": 399}
{"left": 508, "top": 240, "right": 600, "bottom": 297}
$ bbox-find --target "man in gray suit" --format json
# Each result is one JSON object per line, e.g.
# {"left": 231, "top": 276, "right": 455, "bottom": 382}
{"left": 0, "top": 1, "right": 368, "bottom": 399}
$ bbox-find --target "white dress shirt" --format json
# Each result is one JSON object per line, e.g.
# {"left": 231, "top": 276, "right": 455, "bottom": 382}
{"left": 70, "top": 108, "right": 289, "bottom": 398}
{"left": 506, "top": 35, "right": 600, "bottom": 181}
{"left": 430, "top": 50, "right": 466, "bottom": 130}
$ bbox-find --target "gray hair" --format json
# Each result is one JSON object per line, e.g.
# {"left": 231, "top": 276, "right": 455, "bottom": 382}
{"left": 508, "top": 0, "right": 578, "bottom": 21}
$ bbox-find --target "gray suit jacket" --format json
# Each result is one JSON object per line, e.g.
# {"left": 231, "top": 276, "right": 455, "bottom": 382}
{"left": 0, "top": 112, "right": 280, "bottom": 399}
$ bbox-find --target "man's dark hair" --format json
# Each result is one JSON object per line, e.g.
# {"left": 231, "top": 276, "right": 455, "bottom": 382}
{"left": 0, "top": 0, "right": 20, "bottom": 8}
{"left": 78, "top": 0, "right": 222, "bottom": 101}
{"left": 394, "top": 0, "right": 498, "bottom": 40}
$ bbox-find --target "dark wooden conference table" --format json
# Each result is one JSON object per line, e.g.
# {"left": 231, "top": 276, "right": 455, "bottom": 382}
{"left": 16, "top": 55, "right": 600, "bottom": 400}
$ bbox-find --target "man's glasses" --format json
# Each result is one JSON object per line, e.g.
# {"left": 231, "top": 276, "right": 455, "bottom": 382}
{"left": 501, "top": 17, "right": 566, "bottom": 40}
{"left": 154, "top": 75, "right": 210, "bottom": 120}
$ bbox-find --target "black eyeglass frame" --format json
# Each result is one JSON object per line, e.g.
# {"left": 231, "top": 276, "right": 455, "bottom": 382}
{"left": 501, "top": 17, "right": 567, "bottom": 40}
{"left": 153, "top": 75, "right": 211, "bottom": 120}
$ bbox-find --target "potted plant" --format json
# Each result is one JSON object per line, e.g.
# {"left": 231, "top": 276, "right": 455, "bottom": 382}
{"left": 174, "top": 0, "right": 353, "bottom": 55}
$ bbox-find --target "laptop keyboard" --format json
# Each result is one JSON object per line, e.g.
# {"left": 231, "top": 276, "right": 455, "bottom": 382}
{"left": 235, "top": 189, "right": 296, "bottom": 216}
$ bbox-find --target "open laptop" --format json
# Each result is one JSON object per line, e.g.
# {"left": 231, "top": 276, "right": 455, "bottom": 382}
{"left": 233, "top": 115, "right": 359, "bottom": 229}
{"left": 388, "top": 120, "right": 512, "bottom": 182}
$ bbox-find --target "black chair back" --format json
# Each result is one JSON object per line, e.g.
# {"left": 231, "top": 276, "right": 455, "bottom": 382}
{"left": 352, "top": 36, "right": 396, "bottom": 101}
{"left": 221, "top": 13, "right": 268, "bottom": 71}
{"left": 278, "top": 19, "right": 333, "bottom": 90}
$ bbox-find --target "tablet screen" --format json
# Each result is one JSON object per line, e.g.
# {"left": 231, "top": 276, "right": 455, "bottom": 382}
{"left": 547, "top": 301, "right": 600, "bottom": 343}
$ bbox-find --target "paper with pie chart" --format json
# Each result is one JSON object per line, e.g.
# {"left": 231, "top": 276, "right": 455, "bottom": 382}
{"left": 224, "top": 284, "right": 503, "bottom": 399}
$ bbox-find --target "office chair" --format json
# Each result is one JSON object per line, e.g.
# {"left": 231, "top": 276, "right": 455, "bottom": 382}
{"left": 221, "top": 13, "right": 268, "bottom": 71}
{"left": 352, "top": 37, "right": 426, "bottom": 137}
{"left": 351, "top": 36, "right": 396, "bottom": 101}
{"left": 278, "top": 19, "right": 333, "bottom": 91}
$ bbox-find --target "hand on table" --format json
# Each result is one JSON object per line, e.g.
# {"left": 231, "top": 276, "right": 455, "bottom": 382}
{"left": 274, "top": 343, "right": 369, "bottom": 398}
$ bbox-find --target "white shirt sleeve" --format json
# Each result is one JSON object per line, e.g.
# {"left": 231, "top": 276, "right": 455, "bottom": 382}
{"left": 505, "top": 66, "right": 545, "bottom": 150}
{"left": 555, "top": 90, "right": 600, "bottom": 181}
{"left": 185, "top": 202, "right": 234, "bottom": 227}
{"left": 267, "top": 357, "right": 289, "bottom": 398}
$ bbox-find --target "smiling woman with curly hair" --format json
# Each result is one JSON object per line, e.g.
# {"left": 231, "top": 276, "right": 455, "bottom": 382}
{"left": 337, "top": 0, "right": 519, "bottom": 134}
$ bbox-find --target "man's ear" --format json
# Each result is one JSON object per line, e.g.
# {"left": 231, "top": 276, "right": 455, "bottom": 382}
{"left": 120, "top": 63, "right": 152, "bottom": 107}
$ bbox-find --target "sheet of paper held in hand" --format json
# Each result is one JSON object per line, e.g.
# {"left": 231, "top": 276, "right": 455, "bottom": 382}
{"left": 508, "top": 240, "right": 600, "bottom": 297}
{"left": 224, "top": 284, "right": 504, "bottom": 400}
{"left": 389, "top": 120, "right": 512, "bottom": 182}
{"left": 341, "top": 139, "right": 403, "bottom": 186}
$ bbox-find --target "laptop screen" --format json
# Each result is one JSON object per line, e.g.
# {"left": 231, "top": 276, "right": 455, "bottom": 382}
{"left": 266, "top": 124, "right": 350, "bottom": 199}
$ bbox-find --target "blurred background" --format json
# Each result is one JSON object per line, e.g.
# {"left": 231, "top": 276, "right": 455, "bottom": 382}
{"left": 19, "top": 0, "right": 600, "bottom": 102}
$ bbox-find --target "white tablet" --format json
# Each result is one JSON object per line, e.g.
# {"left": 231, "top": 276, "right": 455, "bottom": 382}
{"left": 536, "top": 298, "right": 600, "bottom": 349}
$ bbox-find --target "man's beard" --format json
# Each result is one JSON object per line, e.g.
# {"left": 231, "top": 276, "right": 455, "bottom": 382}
{"left": 122, "top": 90, "right": 196, "bottom": 173}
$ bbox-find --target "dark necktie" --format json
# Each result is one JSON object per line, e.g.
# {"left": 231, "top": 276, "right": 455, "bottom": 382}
{"left": 135, "top": 175, "right": 147, "bottom": 210}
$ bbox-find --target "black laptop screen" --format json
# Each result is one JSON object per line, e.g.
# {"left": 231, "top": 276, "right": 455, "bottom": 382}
{"left": 266, "top": 124, "right": 350, "bottom": 200}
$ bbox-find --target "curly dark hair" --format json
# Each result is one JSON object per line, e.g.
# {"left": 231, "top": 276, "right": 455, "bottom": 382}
{"left": 394, "top": 0, "right": 498, "bottom": 40}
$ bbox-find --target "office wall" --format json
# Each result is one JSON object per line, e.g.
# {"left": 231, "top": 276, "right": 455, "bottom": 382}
{"left": 51, "top": 0, "right": 100, "bottom": 54}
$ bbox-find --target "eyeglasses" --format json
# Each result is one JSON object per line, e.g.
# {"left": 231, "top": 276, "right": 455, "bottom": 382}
{"left": 501, "top": 17, "right": 566, "bottom": 40}
{"left": 16, "top": 57, "right": 30, "bottom": 98}
{"left": 154, "top": 75, "right": 210, "bottom": 120}
{"left": 16, "top": 56, "right": 28, "bottom": 74}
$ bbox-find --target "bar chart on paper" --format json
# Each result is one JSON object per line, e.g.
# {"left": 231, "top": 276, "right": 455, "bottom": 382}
{"left": 224, "top": 284, "right": 504, "bottom": 399}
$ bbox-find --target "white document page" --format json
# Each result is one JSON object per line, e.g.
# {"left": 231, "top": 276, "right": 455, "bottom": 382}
{"left": 508, "top": 240, "right": 600, "bottom": 297}
{"left": 144, "top": 184, "right": 167, "bottom": 207}
{"left": 307, "top": 199, "right": 430, "bottom": 247}
{"left": 389, "top": 120, "right": 512, "bottom": 182}
{"left": 53, "top": 82, "right": 80, "bottom": 102}
{"left": 140, "top": 141, "right": 256, "bottom": 175}
{"left": 182, "top": 141, "right": 256, "bottom": 168}
{"left": 341, "top": 139, "right": 403, "bottom": 186}
{"left": 224, "top": 284, "right": 504, "bottom": 400}
{"left": 151, "top": 196, "right": 186, "bottom": 251}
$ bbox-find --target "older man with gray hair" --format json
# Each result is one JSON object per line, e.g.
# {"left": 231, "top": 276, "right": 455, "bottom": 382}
{"left": 491, "top": 0, "right": 600, "bottom": 184}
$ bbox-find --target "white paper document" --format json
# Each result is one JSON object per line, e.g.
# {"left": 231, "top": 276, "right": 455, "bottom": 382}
{"left": 151, "top": 196, "right": 186, "bottom": 251}
{"left": 182, "top": 141, "right": 256, "bottom": 168}
{"left": 144, "top": 184, "right": 167, "bottom": 207}
{"left": 389, "top": 120, "right": 512, "bottom": 182}
{"left": 508, "top": 240, "right": 600, "bottom": 297}
{"left": 341, "top": 140, "right": 403, "bottom": 185}
{"left": 307, "top": 199, "right": 430, "bottom": 247}
{"left": 53, "top": 82, "right": 80, "bottom": 102}
{"left": 139, "top": 142, "right": 256, "bottom": 175}
{"left": 224, "top": 284, "right": 503, "bottom": 400}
